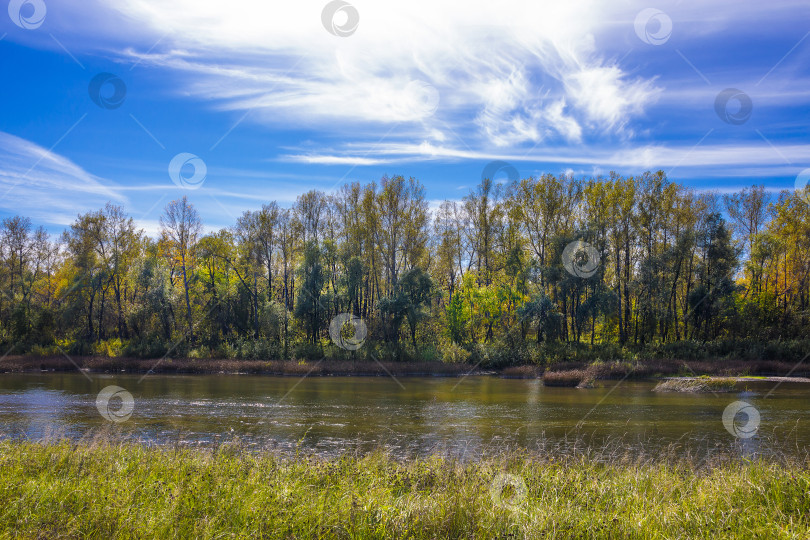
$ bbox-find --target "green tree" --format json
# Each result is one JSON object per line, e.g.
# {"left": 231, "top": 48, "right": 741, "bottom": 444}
{"left": 517, "top": 291, "right": 560, "bottom": 343}
{"left": 689, "top": 213, "right": 739, "bottom": 340}
{"left": 379, "top": 267, "right": 434, "bottom": 350}
{"left": 294, "top": 241, "right": 327, "bottom": 344}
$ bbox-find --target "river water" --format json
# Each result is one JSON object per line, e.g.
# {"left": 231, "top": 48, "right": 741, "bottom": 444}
{"left": 0, "top": 373, "right": 807, "bottom": 460}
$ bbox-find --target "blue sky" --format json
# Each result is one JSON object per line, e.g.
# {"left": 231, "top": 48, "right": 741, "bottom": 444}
{"left": 0, "top": 0, "right": 808, "bottom": 235}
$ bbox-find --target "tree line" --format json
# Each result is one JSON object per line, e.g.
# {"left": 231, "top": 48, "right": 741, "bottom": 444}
{"left": 2, "top": 171, "right": 809, "bottom": 363}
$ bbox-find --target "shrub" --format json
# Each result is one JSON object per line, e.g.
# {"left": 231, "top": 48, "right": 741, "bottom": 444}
{"left": 93, "top": 339, "right": 123, "bottom": 358}
{"left": 188, "top": 347, "right": 211, "bottom": 359}
{"left": 64, "top": 339, "right": 93, "bottom": 356}
{"left": 438, "top": 340, "right": 470, "bottom": 364}
{"left": 213, "top": 341, "right": 238, "bottom": 359}
{"left": 235, "top": 338, "right": 280, "bottom": 360}
{"left": 122, "top": 338, "right": 168, "bottom": 358}
{"left": 29, "top": 344, "right": 58, "bottom": 356}
{"left": 292, "top": 342, "right": 321, "bottom": 361}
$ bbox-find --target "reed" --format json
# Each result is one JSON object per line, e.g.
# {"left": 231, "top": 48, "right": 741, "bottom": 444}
{"left": 653, "top": 376, "right": 738, "bottom": 393}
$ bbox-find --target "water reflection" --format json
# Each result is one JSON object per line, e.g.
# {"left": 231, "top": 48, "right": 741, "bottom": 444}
{"left": 0, "top": 387, "right": 73, "bottom": 439}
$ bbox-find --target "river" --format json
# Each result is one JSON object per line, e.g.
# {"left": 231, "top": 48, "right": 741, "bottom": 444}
{"left": 0, "top": 373, "right": 807, "bottom": 459}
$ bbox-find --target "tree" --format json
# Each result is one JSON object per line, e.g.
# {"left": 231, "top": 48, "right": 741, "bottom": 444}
{"left": 379, "top": 267, "right": 434, "bottom": 350}
{"left": 376, "top": 176, "right": 429, "bottom": 296}
{"left": 399, "top": 268, "right": 434, "bottom": 349}
{"left": 434, "top": 200, "right": 468, "bottom": 299}
{"left": 689, "top": 213, "right": 739, "bottom": 340}
{"left": 517, "top": 291, "right": 560, "bottom": 343}
{"left": 102, "top": 203, "right": 139, "bottom": 339}
{"left": 196, "top": 230, "right": 236, "bottom": 343}
{"left": 445, "top": 290, "right": 469, "bottom": 345}
{"left": 294, "top": 241, "right": 327, "bottom": 344}
{"left": 276, "top": 209, "right": 299, "bottom": 356}
{"left": 4, "top": 171, "right": 810, "bottom": 362}
{"left": 464, "top": 178, "right": 503, "bottom": 286}
{"left": 160, "top": 196, "right": 202, "bottom": 342}
{"left": 724, "top": 185, "right": 770, "bottom": 255}
{"left": 62, "top": 211, "right": 105, "bottom": 341}
{"left": 295, "top": 190, "right": 327, "bottom": 244}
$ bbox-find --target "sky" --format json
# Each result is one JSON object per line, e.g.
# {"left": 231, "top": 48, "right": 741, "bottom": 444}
{"left": 0, "top": 0, "right": 809, "bottom": 236}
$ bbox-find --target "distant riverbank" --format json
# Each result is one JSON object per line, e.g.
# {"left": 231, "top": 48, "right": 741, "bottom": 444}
{"left": 2, "top": 354, "right": 809, "bottom": 382}
{"left": 1, "top": 441, "right": 808, "bottom": 538}
{"left": 0, "top": 354, "right": 478, "bottom": 377}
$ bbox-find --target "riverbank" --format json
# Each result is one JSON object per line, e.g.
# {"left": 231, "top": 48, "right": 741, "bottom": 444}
{"left": 539, "top": 358, "right": 810, "bottom": 386}
{"left": 0, "top": 441, "right": 807, "bottom": 538}
{"left": 0, "top": 355, "right": 479, "bottom": 377}
{"left": 2, "top": 354, "right": 809, "bottom": 381}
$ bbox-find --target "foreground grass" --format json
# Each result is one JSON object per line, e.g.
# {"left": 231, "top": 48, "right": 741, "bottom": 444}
{"left": 1, "top": 442, "right": 809, "bottom": 539}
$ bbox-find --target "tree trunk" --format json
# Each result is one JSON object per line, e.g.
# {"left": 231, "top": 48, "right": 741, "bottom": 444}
{"left": 181, "top": 259, "right": 194, "bottom": 343}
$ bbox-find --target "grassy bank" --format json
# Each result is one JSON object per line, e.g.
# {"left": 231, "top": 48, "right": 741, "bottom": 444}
{"left": 1, "top": 441, "right": 808, "bottom": 538}
{"left": 653, "top": 376, "right": 739, "bottom": 393}
{"left": 541, "top": 358, "right": 810, "bottom": 385}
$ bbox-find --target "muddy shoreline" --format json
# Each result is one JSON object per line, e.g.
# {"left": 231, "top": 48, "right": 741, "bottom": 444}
{"left": 2, "top": 355, "right": 810, "bottom": 381}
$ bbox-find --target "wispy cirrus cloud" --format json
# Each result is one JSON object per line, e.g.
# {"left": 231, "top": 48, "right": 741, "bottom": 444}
{"left": 55, "top": 0, "right": 665, "bottom": 148}
{"left": 283, "top": 140, "right": 810, "bottom": 176}
{"left": 0, "top": 132, "right": 126, "bottom": 226}
{"left": 2, "top": 0, "right": 809, "bottom": 223}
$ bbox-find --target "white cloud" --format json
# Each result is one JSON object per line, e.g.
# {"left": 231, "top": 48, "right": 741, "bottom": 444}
{"left": 62, "top": 0, "right": 664, "bottom": 147}
{"left": 282, "top": 140, "right": 810, "bottom": 173}
{"left": 0, "top": 132, "right": 126, "bottom": 227}
{"left": 565, "top": 66, "right": 660, "bottom": 131}
{"left": 292, "top": 155, "right": 400, "bottom": 166}
{"left": 6, "top": 0, "right": 809, "bottom": 218}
